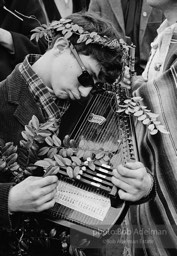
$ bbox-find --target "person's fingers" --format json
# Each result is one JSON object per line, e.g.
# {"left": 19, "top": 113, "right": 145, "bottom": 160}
{"left": 38, "top": 183, "right": 58, "bottom": 197}
{"left": 118, "top": 189, "right": 136, "bottom": 201}
{"left": 32, "top": 189, "right": 57, "bottom": 212}
{"left": 113, "top": 162, "right": 146, "bottom": 179}
{"left": 124, "top": 161, "right": 144, "bottom": 170}
{"left": 112, "top": 175, "right": 133, "bottom": 191}
{"left": 28, "top": 175, "right": 58, "bottom": 188}
{"left": 112, "top": 171, "right": 142, "bottom": 189}
{"left": 36, "top": 198, "right": 56, "bottom": 212}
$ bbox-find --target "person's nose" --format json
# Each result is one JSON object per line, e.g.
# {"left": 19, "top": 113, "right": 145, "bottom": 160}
{"left": 78, "top": 86, "right": 92, "bottom": 97}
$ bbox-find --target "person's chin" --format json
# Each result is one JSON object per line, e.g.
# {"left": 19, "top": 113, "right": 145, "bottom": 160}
{"left": 68, "top": 91, "right": 81, "bottom": 101}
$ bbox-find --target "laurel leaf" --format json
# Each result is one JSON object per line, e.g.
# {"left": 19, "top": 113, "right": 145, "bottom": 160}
{"left": 132, "top": 96, "right": 143, "bottom": 102}
{"left": 73, "top": 166, "right": 80, "bottom": 177}
{"left": 88, "top": 161, "right": 95, "bottom": 171}
{"left": 54, "top": 155, "right": 65, "bottom": 167}
{"left": 38, "top": 147, "right": 49, "bottom": 156}
{"left": 31, "top": 115, "right": 39, "bottom": 130}
{"left": 134, "top": 110, "right": 144, "bottom": 117}
{"left": 138, "top": 114, "right": 146, "bottom": 121}
{"left": 59, "top": 148, "right": 67, "bottom": 158}
{"left": 71, "top": 156, "right": 81, "bottom": 166}
{"left": 69, "top": 139, "right": 77, "bottom": 148}
{"left": 64, "top": 30, "right": 73, "bottom": 39}
{"left": 86, "top": 38, "right": 93, "bottom": 44}
{"left": 63, "top": 135, "right": 70, "bottom": 148}
{"left": 147, "top": 112, "right": 159, "bottom": 118}
{"left": 156, "top": 125, "right": 169, "bottom": 134}
{"left": 52, "top": 134, "right": 61, "bottom": 147}
{"left": 150, "top": 129, "right": 158, "bottom": 135}
{"left": 35, "top": 160, "right": 51, "bottom": 168}
{"left": 45, "top": 136, "right": 54, "bottom": 146}
{"left": 21, "top": 131, "right": 29, "bottom": 141}
{"left": 76, "top": 149, "right": 84, "bottom": 158}
{"left": 148, "top": 124, "right": 155, "bottom": 131}
{"left": 63, "top": 158, "right": 72, "bottom": 166}
{"left": 143, "top": 118, "right": 151, "bottom": 125}
{"left": 95, "top": 151, "right": 105, "bottom": 160}
{"left": 25, "top": 125, "right": 35, "bottom": 136}
{"left": 37, "top": 130, "right": 51, "bottom": 137}
{"left": 66, "top": 148, "right": 74, "bottom": 157}
{"left": 47, "top": 147, "right": 58, "bottom": 158}
{"left": 0, "top": 159, "right": 7, "bottom": 171}
{"left": 66, "top": 166, "right": 74, "bottom": 178}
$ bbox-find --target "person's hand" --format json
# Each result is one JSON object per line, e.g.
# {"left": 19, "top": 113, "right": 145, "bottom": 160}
{"left": 111, "top": 162, "right": 153, "bottom": 202}
{"left": 119, "top": 66, "right": 131, "bottom": 89}
{"left": 119, "top": 66, "right": 145, "bottom": 91}
{"left": 0, "top": 28, "right": 14, "bottom": 53}
{"left": 132, "top": 75, "right": 147, "bottom": 91}
{"left": 8, "top": 175, "right": 58, "bottom": 213}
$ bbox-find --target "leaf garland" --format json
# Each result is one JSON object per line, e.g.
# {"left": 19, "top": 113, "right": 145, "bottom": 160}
{"left": 117, "top": 96, "right": 169, "bottom": 135}
{"left": 30, "top": 18, "right": 127, "bottom": 51}
{"left": 0, "top": 116, "right": 117, "bottom": 183}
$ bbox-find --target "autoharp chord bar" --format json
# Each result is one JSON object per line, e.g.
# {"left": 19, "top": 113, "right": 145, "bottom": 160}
{"left": 55, "top": 162, "right": 117, "bottom": 196}
{"left": 81, "top": 166, "right": 112, "bottom": 184}
{"left": 76, "top": 175, "right": 111, "bottom": 192}
{"left": 83, "top": 160, "right": 113, "bottom": 176}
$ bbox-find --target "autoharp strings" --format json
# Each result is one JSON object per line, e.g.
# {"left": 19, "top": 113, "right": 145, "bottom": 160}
{"left": 73, "top": 92, "right": 120, "bottom": 151}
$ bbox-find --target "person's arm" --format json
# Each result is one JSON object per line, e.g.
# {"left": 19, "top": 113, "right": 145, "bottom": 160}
{"left": 0, "top": 183, "right": 14, "bottom": 229}
{"left": 0, "top": 175, "right": 58, "bottom": 230}
{"left": 9, "top": 0, "right": 47, "bottom": 64}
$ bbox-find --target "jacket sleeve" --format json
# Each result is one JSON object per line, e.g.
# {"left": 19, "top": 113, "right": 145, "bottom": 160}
{"left": 0, "top": 183, "right": 14, "bottom": 229}
{"left": 10, "top": 0, "right": 47, "bottom": 65}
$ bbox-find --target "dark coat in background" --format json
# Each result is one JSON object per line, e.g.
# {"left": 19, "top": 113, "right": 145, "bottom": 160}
{"left": 88, "top": 0, "right": 164, "bottom": 73}
{"left": 0, "top": 0, "right": 47, "bottom": 81}
{"left": 41, "top": 0, "right": 88, "bottom": 22}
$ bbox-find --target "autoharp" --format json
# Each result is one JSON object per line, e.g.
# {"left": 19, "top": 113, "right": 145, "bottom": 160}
{"left": 44, "top": 95, "right": 138, "bottom": 240}
{"left": 42, "top": 45, "right": 138, "bottom": 240}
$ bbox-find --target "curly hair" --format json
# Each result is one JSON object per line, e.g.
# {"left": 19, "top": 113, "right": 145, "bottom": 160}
{"left": 51, "top": 12, "right": 124, "bottom": 84}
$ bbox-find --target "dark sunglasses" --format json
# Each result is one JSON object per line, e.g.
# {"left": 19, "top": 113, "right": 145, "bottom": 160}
{"left": 69, "top": 43, "right": 96, "bottom": 88}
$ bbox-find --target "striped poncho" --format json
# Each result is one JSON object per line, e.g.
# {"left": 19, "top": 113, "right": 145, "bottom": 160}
{"left": 133, "top": 37, "right": 177, "bottom": 255}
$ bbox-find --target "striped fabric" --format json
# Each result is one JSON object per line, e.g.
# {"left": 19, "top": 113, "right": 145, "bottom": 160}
{"left": 133, "top": 48, "right": 177, "bottom": 255}
{"left": 19, "top": 54, "right": 70, "bottom": 123}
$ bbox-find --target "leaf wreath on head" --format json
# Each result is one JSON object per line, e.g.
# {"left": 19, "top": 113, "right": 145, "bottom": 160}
{"left": 30, "top": 18, "right": 129, "bottom": 52}
{"left": 30, "top": 18, "right": 130, "bottom": 87}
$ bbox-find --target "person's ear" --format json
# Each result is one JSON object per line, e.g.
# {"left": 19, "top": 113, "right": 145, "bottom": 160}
{"left": 53, "top": 37, "right": 69, "bottom": 53}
